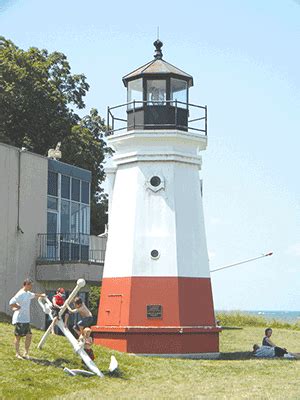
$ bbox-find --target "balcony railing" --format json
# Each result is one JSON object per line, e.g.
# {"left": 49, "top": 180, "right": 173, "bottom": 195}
{"left": 37, "top": 233, "right": 106, "bottom": 264}
{"left": 106, "top": 100, "right": 207, "bottom": 136}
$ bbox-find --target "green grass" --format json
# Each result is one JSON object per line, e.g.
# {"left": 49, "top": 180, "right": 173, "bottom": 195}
{"left": 1, "top": 314, "right": 300, "bottom": 399}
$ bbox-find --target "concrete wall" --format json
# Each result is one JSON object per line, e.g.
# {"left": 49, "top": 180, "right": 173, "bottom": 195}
{"left": 0, "top": 143, "right": 48, "bottom": 328}
{"left": 36, "top": 262, "right": 103, "bottom": 284}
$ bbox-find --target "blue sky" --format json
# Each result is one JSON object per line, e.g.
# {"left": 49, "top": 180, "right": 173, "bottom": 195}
{"left": 1, "top": 0, "right": 300, "bottom": 311}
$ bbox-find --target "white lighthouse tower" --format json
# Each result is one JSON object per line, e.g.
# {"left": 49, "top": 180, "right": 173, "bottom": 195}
{"left": 93, "top": 40, "right": 220, "bottom": 354}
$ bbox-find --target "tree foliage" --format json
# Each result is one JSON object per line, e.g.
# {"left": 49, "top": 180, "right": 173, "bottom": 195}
{"left": 0, "top": 36, "right": 110, "bottom": 234}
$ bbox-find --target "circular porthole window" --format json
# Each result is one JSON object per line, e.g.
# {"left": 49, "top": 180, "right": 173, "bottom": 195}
{"left": 151, "top": 249, "right": 160, "bottom": 259}
{"left": 150, "top": 176, "right": 161, "bottom": 187}
{"left": 146, "top": 175, "right": 164, "bottom": 192}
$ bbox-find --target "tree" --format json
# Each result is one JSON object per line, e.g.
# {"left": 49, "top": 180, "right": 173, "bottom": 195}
{"left": 0, "top": 37, "right": 110, "bottom": 234}
{"left": 0, "top": 36, "right": 89, "bottom": 152}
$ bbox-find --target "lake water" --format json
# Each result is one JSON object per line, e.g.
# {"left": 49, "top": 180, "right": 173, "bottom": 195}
{"left": 219, "top": 310, "right": 300, "bottom": 323}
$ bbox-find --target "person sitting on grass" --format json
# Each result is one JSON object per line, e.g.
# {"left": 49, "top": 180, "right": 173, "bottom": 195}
{"left": 78, "top": 327, "right": 95, "bottom": 361}
{"left": 262, "top": 327, "right": 282, "bottom": 348}
{"left": 253, "top": 344, "right": 299, "bottom": 359}
{"left": 67, "top": 296, "right": 93, "bottom": 338}
{"left": 262, "top": 327, "right": 291, "bottom": 354}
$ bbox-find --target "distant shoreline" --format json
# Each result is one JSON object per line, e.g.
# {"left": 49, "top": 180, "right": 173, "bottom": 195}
{"left": 216, "top": 310, "right": 300, "bottom": 323}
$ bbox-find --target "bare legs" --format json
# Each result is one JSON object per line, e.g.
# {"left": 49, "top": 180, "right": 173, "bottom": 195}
{"left": 14, "top": 336, "right": 21, "bottom": 358}
{"left": 15, "top": 334, "right": 32, "bottom": 359}
{"left": 24, "top": 333, "right": 32, "bottom": 357}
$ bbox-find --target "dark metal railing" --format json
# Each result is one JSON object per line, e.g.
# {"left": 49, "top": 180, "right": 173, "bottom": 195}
{"left": 106, "top": 100, "right": 207, "bottom": 136}
{"left": 37, "top": 233, "right": 106, "bottom": 263}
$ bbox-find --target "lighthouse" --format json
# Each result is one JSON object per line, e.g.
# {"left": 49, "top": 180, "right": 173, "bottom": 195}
{"left": 93, "top": 40, "right": 220, "bottom": 354}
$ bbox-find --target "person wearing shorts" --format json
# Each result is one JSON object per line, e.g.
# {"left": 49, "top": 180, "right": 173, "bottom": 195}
{"left": 67, "top": 296, "right": 93, "bottom": 338}
{"left": 9, "top": 279, "right": 45, "bottom": 359}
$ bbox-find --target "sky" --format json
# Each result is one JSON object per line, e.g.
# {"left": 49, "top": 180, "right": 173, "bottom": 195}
{"left": 1, "top": 0, "right": 300, "bottom": 311}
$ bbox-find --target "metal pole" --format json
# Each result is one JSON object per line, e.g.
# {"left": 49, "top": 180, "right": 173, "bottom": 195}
{"left": 205, "top": 105, "right": 207, "bottom": 136}
{"left": 107, "top": 106, "right": 109, "bottom": 134}
{"left": 133, "top": 100, "right": 136, "bottom": 129}
{"left": 210, "top": 252, "right": 273, "bottom": 273}
{"left": 175, "top": 99, "right": 178, "bottom": 129}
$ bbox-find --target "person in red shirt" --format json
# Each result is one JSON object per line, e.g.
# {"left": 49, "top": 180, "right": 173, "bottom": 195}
{"left": 51, "top": 288, "right": 69, "bottom": 333}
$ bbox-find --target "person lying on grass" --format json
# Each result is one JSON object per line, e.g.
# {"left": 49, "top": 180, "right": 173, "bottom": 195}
{"left": 67, "top": 297, "right": 93, "bottom": 339}
{"left": 253, "top": 344, "right": 300, "bottom": 359}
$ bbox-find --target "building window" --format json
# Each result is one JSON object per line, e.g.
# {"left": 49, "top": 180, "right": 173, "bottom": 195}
{"left": 147, "top": 80, "right": 166, "bottom": 105}
{"left": 48, "top": 171, "right": 58, "bottom": 196}
{"left": 61, "top": 200, "right": 70, "bottom": 234}
{"left": 151, "top": 249, "right": 160, "bottom": 259}
{"left": 61, "top": 175, "right": 70, "bottom": 199}
{"left": 81, "top": 181, "right": 90, "bottom": 204}
{"left": 81, "top": 204, "right": 90, "bottom": 234}
{"left": 47, "top": 196, "right": 58, "bottom": 210}
{"left": 170, "top": 78, "right": 188, "bottom": 108}
{"left": 71, "top": 202, "right": 80, "bottom": 234}
{"left": 127, "top": 78, "right": 143, "bottom": 110}
{"left": 47, "top": 171, "right": 90, "bottom": 236}
{"left": 72, "top": 178, "right": 80, "bottom": 202}
{"left": 150, "top": 176, "right": 161, "bottom": 187}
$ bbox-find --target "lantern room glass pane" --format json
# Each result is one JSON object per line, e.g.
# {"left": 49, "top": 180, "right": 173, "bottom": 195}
{"left": 170, "top": 78, "right": 187, "bottom": 108}
{"left": 147, "top": 80, "right": 166, "bottom": 106}
{"left": 127, "top": 78, "right": 143, "bottom": 110}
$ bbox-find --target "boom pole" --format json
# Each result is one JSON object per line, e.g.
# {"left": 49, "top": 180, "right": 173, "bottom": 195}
{"left": 210, "top": 252, "right": 273, "bottom": 273}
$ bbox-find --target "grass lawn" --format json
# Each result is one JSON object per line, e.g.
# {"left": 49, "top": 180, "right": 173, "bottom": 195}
{"left": 1, "top": 313, "right": 300, "bottom": 400}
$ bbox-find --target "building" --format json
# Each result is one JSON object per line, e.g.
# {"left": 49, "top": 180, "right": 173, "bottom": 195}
{"left": 93, "top": 41, "right": 220, "bottom": 354}
{"left": 0, "top": 142, "right": 106, "bottom": 328}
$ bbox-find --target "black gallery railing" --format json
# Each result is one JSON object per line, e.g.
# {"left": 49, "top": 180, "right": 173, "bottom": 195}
{"left": 106, "top": 100, "right": 207, "bottom": 136}
{"left": 37, "top": 233, "right": 106, "bottom": 263}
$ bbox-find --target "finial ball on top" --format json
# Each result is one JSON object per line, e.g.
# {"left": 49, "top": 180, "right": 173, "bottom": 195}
{"left": 77, "top": 278, "right": 86, "bottom": 288}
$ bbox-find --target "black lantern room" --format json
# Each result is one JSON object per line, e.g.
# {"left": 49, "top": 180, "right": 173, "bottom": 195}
{"left": 122, "top": 40, "right": 193, "bottom": 131}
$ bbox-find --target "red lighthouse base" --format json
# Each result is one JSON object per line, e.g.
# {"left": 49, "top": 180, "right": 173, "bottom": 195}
{"left": 92, "top": 276, "right": 220, "bottom": 354}
{"left": 93, "top": 326, "right": 220, "bottom": 354}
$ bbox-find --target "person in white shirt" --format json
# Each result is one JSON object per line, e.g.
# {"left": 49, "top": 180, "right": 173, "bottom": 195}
{"left": 9, "top": 279, "right": 45, "bottom": 359}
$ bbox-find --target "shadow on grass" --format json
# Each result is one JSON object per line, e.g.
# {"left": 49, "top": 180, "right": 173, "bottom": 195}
{"left": 102, "top": 369, "right": 128, "bottom": 379}
{"left": 28, "top": 356, "right": 71, "bottom": 368}
{"left": 218, "top": 352, "right": 300, "bottom": 361}
{"left": 28, "top": 357, "right": 128, "bottom": 379}
{"left": 219, "top": 351, "right": 254, "bottom": 360}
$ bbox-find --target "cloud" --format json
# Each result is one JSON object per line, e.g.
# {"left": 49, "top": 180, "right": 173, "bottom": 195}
{"left": 286, "top": 243, "right": 300, "bottom": 257}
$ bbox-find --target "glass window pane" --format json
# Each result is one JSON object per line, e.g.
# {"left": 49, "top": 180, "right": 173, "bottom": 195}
{"left": 47, "top": 196, "right": 58, "bottom": 210}
{"left": 170, "top": 78, "right": 187, "bottom": 108}
{"left": 61, "top": 200, "right": 70, "bottom": 233}
{"left": 147, "top": 80, "right": 166, "bottom": 105}
{"left": 47, "top": 212, "right": 57, "bottom": 234}
{"left": 48, "top": 171, "right": 58, "bottom": 196}
{"left": 71, "top": 178, "right": 80, "bottom": 201}
{"left": 127, "top": 78, "right": 143, "bottom": 110}
{"left": 81, "top": 181, "right": 90, "bottom": 204}
{"left": 81, "top": 205, "right": 90, "bottom": 234}
{"left": 61, "top": 175, "right": 70, "bottom": 199}
{"left": 71, "top": 202, "right": 80, "bottom": 234}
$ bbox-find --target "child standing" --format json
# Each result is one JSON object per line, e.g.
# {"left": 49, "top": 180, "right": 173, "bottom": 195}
{"left": 79, "top": 327, "right": 95, "bottom": 361}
